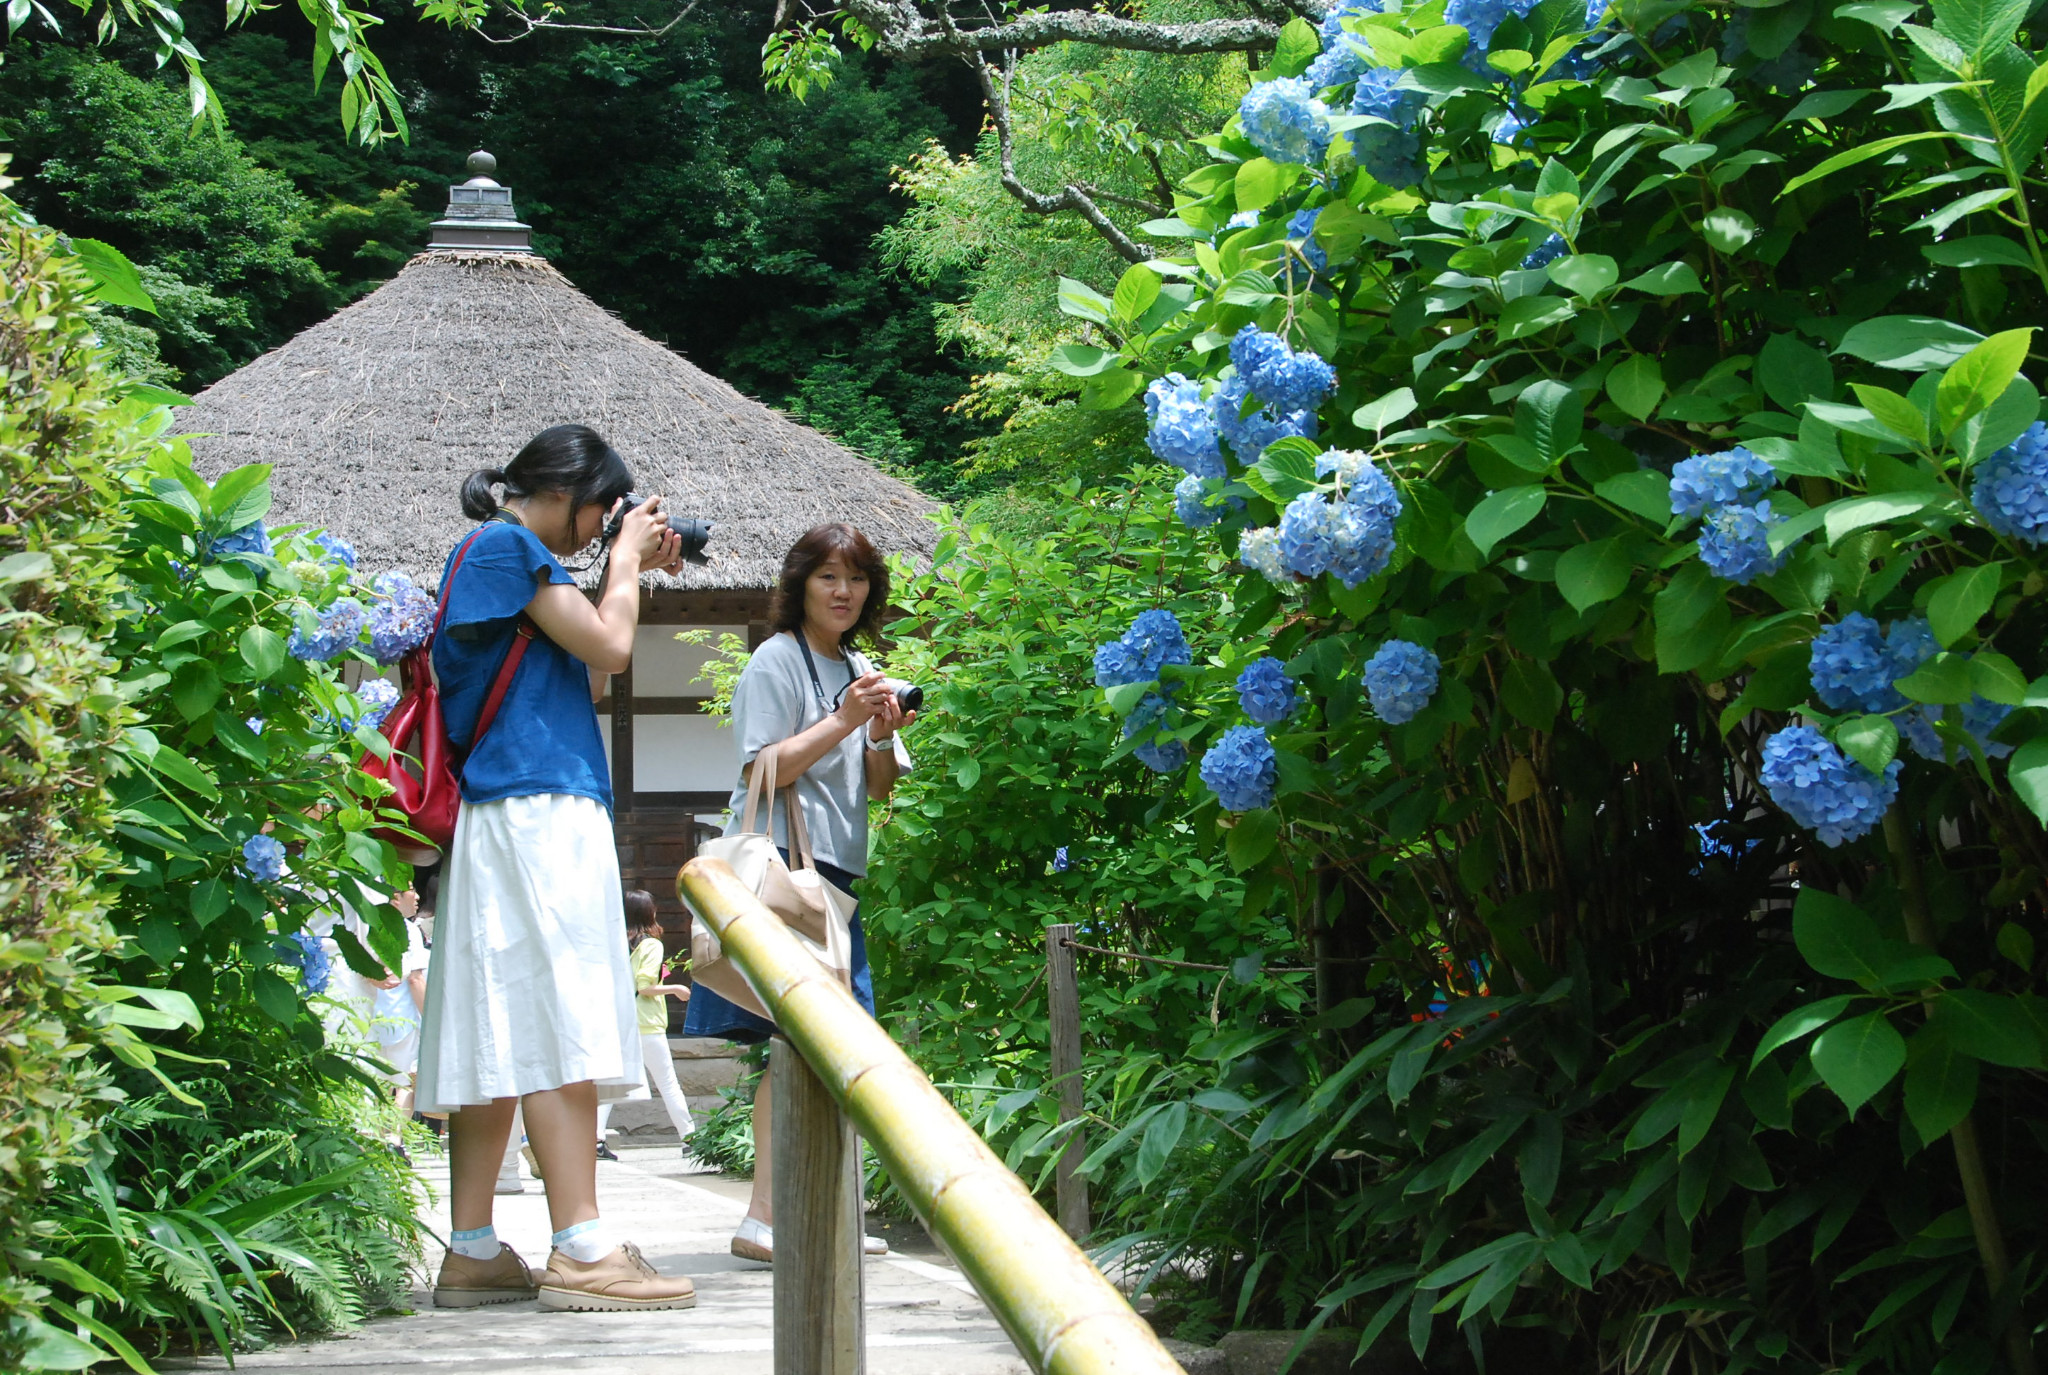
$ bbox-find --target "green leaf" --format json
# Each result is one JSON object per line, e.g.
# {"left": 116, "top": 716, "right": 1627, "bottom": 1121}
{"left": 1922, "top": 235, "right": 2037, "bottom": 269}
{"left": 1903, "top": 1022, "right": 1979, "bottom": 1142}
{"left": 1837, "top": 713, "right": 1900, "bottom": 773}
{"left": 1935, "top": 328, "right": 2034, "bottom": 434}
{"left": 1498, "top": 657, "right": 1563, "bottom": 731}
{"left": 1930, "top": 988, "right": 2044, "bottom": 1066}
{"left": 1105, "top": 682, "right": 1153, "bottom": 716}
{"left": 1653, "top": 560, "right": 1732, "bottom": 673}
{"left": 1050, "top": 344, "right": 1118, "bottom": 377}
{"left": 1621, "top": 261, "right": 1706, "bottom": 295}
{"left": 2011, "top": 735, "right": 2048, "bottom": 825}
{"left": 1848, "top": 383, "right": 1929, "bottom": 444}
{"left": 1134, "top": 1100, "right": 1189, "bottom": 1186}
{"left": 1700, "top": 207, "right": 1757, "bottom": 253}
{"left": 1806, "top": 401, "right": 1910, "bottom": 443}
{"left": 1759, "top": 333, "right": 1834, "bottom": 412}
{"left": 1112, "top": 263, "right": 1162, "bottom": 324}
{"left": 251, "top": 968, "right": 302, "bottom": 1023}
{"left": 1271, "top": 15, "right": 1321, "bottom": 75}
{"left": 1080, "top": 369, "right": 1146, "bottom": 411}
{"left": 1927, "top": 563, "right": 2001, "bottom": 646}
{"left": 1249, "top": 446, "right": 1321, "bottom": 503}
{"left": 1464, "top": 487, "right": 1548, "bottom": 558}
{"left": 0, "top": 551, "right": 54, "bottom": 586}
{"left": 70, "top": 237, "right": 157, "bottom": 314}
{"left": 1496, "top": 294, "right": 1577, "bottom": 339}
{"left": 1959, "top": 376, "right": 2041, "bottom": 463}
{"left": 1554, "top": 538, "right": 1631, "bottom": 612}
{"left": 1930, "top": 0, "right": 2032, "bottom": 62}
{"left": 191, "top": 876, "right": 229, "bottom": 927}
{"left": 239, "top": 624, "right": 286, "bottom": 679}
{"left": 1837, "top": 315, "right": 1987, "bottom": 371}
{"left": 1605, "top": 354, "right": 1665, "bottom": 420}
{"left": 1779, "top": 131, "right": 1973, "bottom": 196}
{"left": 1810, "top": 1011, "right": 1907, "bottom": 1116}
{"left": 1546, "top": 253, "right": 1619, "bottom": 298}
{"left": 1792, "top": 889, "right": 1953, "bottom": 990}
{"left": 1597, "top": 469, "right": 1673, "bottom": 522}
{"left": 1056, "top": 277, "right": 1112, "bottom": 324}
{"left": 1515, "top": 379, "right": 1584, "bottom": 462}
{"left": 1235, "top": 157, "right": 1290, "bottom": 212}
{"left": 147, "top": 746, "right": 221, "bottom": 802}
{"left": 1895, "top": 651, "right": 1975, "bottom": 704}
{"left": 1910, "top": 187, "right": 2019, "bottom": 237}
{"left": 1227, "top": 808, "right": 1282, "bottom": 871}
{"left": 1976, "top": 651, "right": 2030, "bottom": 705}
{"left": 1752, "top": 995, "right": 1858, "bottom": 1067}
{"left": 1823, "top": 492, "right": 1935, "bottom": 545}
{"left": 1353, "top": 386, "right": 1419, "bottom": 434}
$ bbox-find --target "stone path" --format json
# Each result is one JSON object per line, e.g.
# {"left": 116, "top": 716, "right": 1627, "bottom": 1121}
{"left": 163, "top": 1140, "right": 1032, "bottom": 1374}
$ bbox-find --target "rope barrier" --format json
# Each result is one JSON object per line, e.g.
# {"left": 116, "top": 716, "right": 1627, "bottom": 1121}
{"left": 1057, "top": 936, "right": 1316, "bottom": 975}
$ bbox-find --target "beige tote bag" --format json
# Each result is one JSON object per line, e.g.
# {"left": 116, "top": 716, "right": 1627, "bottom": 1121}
{"left": 681, "top": 742, "right": 855, "bottom": 1020}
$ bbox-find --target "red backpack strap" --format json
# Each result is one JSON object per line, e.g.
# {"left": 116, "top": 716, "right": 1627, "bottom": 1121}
{"left": 470, "top": 618, "right": 535, "bottom": 749}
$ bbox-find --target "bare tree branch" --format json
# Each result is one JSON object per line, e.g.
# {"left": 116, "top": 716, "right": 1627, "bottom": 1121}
{"left": 845, "top": 0, "right": 1281, "bottom": 57}
{"left": 971, "top": 48, "right": 1150, "bottom": 264}
{"left": 472, "top": 0, "right": 699, "bottom": 45}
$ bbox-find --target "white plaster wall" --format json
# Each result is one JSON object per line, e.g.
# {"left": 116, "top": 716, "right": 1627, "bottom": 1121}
{"left": 631, "top": 624, "right": 747, "bottom": 697}
{"left": 596, "top": 712, "right": 737, "bottom": 794}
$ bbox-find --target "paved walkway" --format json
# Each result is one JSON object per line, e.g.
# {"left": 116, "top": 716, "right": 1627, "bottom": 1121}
{"left": 165, "top": 1140, "right": 1032, "bottom": 1374}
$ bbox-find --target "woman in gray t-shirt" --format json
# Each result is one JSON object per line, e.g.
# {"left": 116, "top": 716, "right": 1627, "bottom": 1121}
{"left": 683, "top": 521, "right": 914, "bottom": 1261}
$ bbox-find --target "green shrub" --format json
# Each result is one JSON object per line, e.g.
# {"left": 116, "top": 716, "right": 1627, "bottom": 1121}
{"left": 0, "top": 160, "right": 150, "bottom": 1371}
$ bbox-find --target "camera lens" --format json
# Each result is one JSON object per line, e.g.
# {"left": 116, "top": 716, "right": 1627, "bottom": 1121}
{"left": 667, "top": 516, "right": 712, "bottom": 565}
{"left": 894, "top": 683, "right": 924, "bottom": 713}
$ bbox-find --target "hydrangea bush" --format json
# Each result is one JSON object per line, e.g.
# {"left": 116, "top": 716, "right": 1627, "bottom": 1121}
{"left": 1048, "top": 0, "right": 2048, "bottom": 1362}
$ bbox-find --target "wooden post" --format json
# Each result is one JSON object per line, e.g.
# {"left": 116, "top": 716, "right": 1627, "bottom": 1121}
{"left": 1046, "top": 924, "right": 1089, "bottom": 1242}
{"left": 772, "top": 1035, "right": 864, "bottom": 1375}
{"left": 611, "top": 661, "right": 635, "bottom": 808}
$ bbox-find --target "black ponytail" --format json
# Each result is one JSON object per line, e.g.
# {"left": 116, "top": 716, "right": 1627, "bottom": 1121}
{"left": 460, "top": 467, "right": 507, "bottom": 520}
{"left": 459, "top": 425, "right": 634, "bottom": 523}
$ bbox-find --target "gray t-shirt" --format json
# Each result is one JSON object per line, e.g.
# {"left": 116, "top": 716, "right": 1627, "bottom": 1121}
{"left": 721, "top": 631, "right": 910, "bottom": 876}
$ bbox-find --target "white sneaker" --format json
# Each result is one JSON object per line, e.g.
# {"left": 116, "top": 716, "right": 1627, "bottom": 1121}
{"left": 493, "top": 1159, "right": 524, "bottom": 1195}
{"left": 729, "top": 1217, "right": 889, "bottom": 1260}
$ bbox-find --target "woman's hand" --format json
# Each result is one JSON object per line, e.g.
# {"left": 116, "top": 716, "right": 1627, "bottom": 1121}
{"left": 613, "top": 495, "right": 684, "bottom": 575}
{"left": 833, "top": 671, "right": 893, "bottom": 729}
{"left": 868, "top": 691, "right": 916, "bottom": 742}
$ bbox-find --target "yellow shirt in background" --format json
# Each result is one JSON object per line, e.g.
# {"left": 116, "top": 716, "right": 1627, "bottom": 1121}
{"left": 632, "top": 935, "right": 670, "bottom": 1035}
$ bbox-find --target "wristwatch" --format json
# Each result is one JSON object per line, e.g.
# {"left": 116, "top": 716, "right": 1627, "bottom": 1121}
{"left": 865, "top": 733, "right": 896, "bottom": 752}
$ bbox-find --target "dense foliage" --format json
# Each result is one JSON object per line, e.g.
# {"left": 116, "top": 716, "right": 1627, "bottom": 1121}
{"left": 990, "top": 0, "right": 2048, "bottom": 1365}
{"left": 0, "top": 160, "right": 144, "bottom": 1372}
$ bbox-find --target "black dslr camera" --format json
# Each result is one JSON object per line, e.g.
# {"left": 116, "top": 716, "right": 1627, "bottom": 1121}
{"left": 603, "top": 492, "right": 711, "bottom": 565}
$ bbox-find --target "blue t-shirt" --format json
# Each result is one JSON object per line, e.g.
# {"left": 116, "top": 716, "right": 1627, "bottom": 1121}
{"left": 433, "top": 521, "right": 611, "bottom": 812}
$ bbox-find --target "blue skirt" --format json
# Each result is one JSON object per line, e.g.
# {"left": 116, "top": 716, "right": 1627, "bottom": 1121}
{"left": 683, "top": 852, "right": 874, "bottom": 1045}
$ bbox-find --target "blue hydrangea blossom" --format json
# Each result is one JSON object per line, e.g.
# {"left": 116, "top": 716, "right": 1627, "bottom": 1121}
{"left": 1900, "top": 696, "right": 2017, "bottom": 762}
{"left": 1354, "top": 125, "right": 1425, "bottom": 187}
{"left": 1238, "top": 78, "right": 1333, "bottom": 166}
{"left": 1133, "top": 738, "right": 1189, "bottom": 773}
{"left": 1094, "top": 610, "right": 1192, "bottom": 688}
{"left": 1201, "top": 725, "right": 1279, "bottom": 811}
{"left": 1759, "top": 724, "right": 1901, "bottom": 847}
{"left": 1237, "top": 658, "right": 1299, "bottom": 724}
{"left": 1669, "top": 447, "right": 1779, "bottom": 521}
{"left": 1809, "top": 613, "right": 1906, "bottom": 714}
{"left": 1445, "top": 0, "right": 1543, "bottom": 70}
{"left": 1971, "top": 421, "right": 2048, "bottom": 546}
{"left": 242, "top": 834, "right": 287, "bottom": 883}
{"left": 1239, "top": 527, "right": 1293, "bottom": 586}
{"left": 289, "top": 597, "right": 367, "bottom": 662}
{"left": 1277, "top": 493, "right": 1340, "bottom": 577}
{"left": 278, "top": 929, "right": 331, "bottom": 995}
{"left": 1285, "top": 207, "right": 1329, "bottom": 275}
{"left": 314, "top": 533, "right": 358, "bottom": 569}
{"left": 356, "top": 677, "right": 400, "bottom": 732}
{"left": 369, "top": 571, "right": 436, "bottom": 665}
{"left": 208, "top": 522, "right": 273, "bottom": 566}
{"left": 1053, "top": 846, "right": 1070, "bottom": 872}
{"left": 1697, "top": 499, "right": 1789, "bottom": 585}
{"left": 1230, "top": 326, "right": 1338, "bottom": 414}
{"left": 1146, "top": 374, "right": 1226, "bottom": 478}
{"left": 1363, "top": 640, "right": 1440, "bottom": 723}
{"left": 1212, "top": 375, "right": 1319, "bottom": 460}
{"left": 1305, "top": 0, "right": 1382, "bottom": 88}
{"left": 1521, "top": 233, "right": 1565, "bottom": 270}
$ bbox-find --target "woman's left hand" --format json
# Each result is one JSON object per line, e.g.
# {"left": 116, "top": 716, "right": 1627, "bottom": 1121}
{"left": 868, "top": 693, "right": 916, "bottom": 741}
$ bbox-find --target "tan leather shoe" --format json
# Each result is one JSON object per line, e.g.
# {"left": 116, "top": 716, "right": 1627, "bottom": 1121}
{"left": 433, "top": 1244, "right": 536, "bottom": 1307}
{"left": 537, "top": 1242, "right": 697, "bottom": 1312}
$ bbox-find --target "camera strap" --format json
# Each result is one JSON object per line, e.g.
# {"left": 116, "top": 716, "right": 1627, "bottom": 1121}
{"left": 794, "top": 632, "right": 856, "bottom": 712}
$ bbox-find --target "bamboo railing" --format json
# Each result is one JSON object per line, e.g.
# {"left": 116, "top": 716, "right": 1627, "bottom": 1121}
{"left": 677, "top": 856, "right": 1186, "bottom": 1375}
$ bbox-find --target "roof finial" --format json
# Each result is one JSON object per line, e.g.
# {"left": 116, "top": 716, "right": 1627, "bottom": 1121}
{"left": 428, "top": 150, "right": 535, "bottom": 255}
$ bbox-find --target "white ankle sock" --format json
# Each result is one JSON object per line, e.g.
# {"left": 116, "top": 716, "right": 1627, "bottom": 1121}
{"left": 449, "top": 1225, "right": 499, "bottom": 1260}
{"left": 552, "top": 1218, "right": 612, "bottom": 1263}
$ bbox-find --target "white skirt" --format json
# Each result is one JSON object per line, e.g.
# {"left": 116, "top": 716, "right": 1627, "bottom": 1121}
{"left": 415, "top": 793, "right": 643, "bottom": 1112}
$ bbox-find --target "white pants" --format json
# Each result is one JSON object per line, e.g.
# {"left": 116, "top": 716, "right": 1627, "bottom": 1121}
{"left": 597, "top": 1034, "right": 698, "bottom": 1141}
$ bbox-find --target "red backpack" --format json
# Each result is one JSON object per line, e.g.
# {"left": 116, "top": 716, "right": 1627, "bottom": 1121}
{"left": 359, "top": 527, "right": 535, "bottom": 861}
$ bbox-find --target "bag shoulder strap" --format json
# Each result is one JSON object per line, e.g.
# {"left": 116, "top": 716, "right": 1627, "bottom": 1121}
{"left": 469, "top": 619, "right": 534, "bottom": 750}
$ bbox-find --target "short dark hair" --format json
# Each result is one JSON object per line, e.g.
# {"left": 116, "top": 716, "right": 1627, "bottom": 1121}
{"left": 769, "top": 523, "right": 890, "bottom": 650}
{"left": 623, "top": 889, "right": 657, "bottom": 937}
{"left": 460, "top": 424, "right": 634, "bottom": 522}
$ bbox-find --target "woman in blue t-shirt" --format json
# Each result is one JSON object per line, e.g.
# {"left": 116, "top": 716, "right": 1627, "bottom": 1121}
{"left": 414, "top": 424, "right": 698, "bottom": 1313}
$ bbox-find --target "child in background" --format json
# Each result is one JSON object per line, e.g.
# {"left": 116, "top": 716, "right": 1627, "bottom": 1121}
{"left": 593, "top": 891, "right": 713, "bottom": 1171}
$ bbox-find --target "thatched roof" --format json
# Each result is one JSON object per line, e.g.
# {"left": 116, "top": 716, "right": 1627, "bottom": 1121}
{"left": 176, "top": 251, "right": 938, "bottom": 590}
